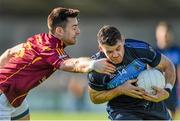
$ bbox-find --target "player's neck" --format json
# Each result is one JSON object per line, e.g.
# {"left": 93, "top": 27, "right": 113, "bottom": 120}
{"left": 49, "top": 32, "right": 62, "bottom": 40}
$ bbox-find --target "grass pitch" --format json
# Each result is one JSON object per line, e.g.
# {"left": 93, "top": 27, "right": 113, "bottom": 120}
{"left": 31, "top": 111, "right": 108, "bottom": 120}
{"left": 31, "top": 110, "right": 180, "bottom": 120}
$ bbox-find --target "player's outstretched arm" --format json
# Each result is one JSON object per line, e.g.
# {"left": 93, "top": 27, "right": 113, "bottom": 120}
{"left": 60, "top": 58, "right": 116, "bottom": 74}
{"left": 0, "top": 43, "right": 23, "bottom": 67}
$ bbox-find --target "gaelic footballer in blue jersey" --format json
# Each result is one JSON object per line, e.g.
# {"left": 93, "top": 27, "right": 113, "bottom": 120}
{"left": 88, "top": 25, "right": 176, "bottom": 120}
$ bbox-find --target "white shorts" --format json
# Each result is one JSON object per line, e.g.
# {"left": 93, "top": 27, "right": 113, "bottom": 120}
{"left": 0, "top": 93, "right": 29, "bottom": 120}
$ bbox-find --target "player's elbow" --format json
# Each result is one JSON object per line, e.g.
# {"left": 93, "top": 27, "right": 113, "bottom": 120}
{"left": 90, "top": 96, "right": 102, "bottom": 104}
{"left": 89, "top": 93, "right": 106, "bottom": 104}
{"left": 5, "top": 48, "right": 16, "bottom": 57}
{"left": 88, "top": 87, "right": 107, "bottom": 104}
{"left": 5, "top": 49, "right": 11, "bottom": 56}
{"left": 90, "top": 96, "right": 104, "bottom": 104}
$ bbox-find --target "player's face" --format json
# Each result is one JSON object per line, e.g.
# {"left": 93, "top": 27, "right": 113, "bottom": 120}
{"left": 156, "top": 25, "right": 172, "bottom": 49}
{"left": 100, "top": 41, "right": 125, "bottom": 64}
{"left": 62, "top": 17, "right": 80, "bottom": 45}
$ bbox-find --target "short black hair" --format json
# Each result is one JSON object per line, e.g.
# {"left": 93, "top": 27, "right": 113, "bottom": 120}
{"left": 47, "top": 7, "right": 79, "bottom": 33}
{"left": 97, "top": 25, "right": 122, "bottom": 46}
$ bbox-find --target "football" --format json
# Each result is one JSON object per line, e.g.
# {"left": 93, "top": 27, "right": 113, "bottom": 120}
{"left": 137, "top": 69, "right": 165, "bottom": 95}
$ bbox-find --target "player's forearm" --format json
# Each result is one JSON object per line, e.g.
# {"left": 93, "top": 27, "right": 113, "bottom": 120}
{"left": 177, "top": 65, "right": 180, "bottom": 82}
{"left": 164, "top": 60, "right": 176, "bottom": 86}
{"left": 88, "top": 86, "right": 122, "bottom": 104}
{"left": 60, "top": 57, "right": 94, "bottom": 73}
{"left": 157, "top": 55, "right": 176, "bottom": 86}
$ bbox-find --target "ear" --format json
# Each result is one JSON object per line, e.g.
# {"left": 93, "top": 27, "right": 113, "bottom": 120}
{"left": 55, "top": 27, "right": 64, "bottom": 36}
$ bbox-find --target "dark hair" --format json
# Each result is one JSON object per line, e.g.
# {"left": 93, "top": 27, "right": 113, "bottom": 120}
{"left": 47, "top": 7, "right": 79, "bottom": 33}
{"left": 97, "top": 25, "right": 122, "bottom": 46}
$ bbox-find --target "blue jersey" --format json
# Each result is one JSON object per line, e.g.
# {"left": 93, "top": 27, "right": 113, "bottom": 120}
{"left": 88, "top": 39, "right": 162, "bottom": 109}
{"left": 158, "top": 45, "right": 180, "bottom": 69}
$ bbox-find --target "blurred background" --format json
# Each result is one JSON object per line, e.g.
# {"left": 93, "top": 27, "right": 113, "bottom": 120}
{"left": 0, "top": 0, "right": 180, "bottom": 120}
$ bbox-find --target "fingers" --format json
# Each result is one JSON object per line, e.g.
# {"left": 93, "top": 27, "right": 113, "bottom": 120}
{"left": 129, "top": 79, "right": 138, "bottom": 83}
{"left": 101, "top": 58, "right": 115, "bottom": 69}
{"left": 144, "top": 92, "right": 157, "bottom": 98}
{"left": 101, "top": 71, "right": 111, "bottom": 75}
{"left": 151, "top": 86, "right": 161, "bottom": 92}
{"left": 137, "top": 87, "right": 145, "bottom": 92}
{"left": 142, "top": 94, "right": 155, "bottom": 102}
{"left": 97, "top": 66, "right": 114, "bottom": 75}
{"left": 104, "top": 60, "right": 116, "bottom": 72}
{"left": 143, "top": 91, "right": 162, "bottom": 102}
{"left": 105, "top": 61, "right": 116, "bottom": 69}
{"left": 104, "top": 66, "right": 116, "bottom": 74}
{"left": 94, "top": 58, "right": 116, "bottom": 75}
{"left": 131, "top": 89, "right": 145, "bottom": 96}
{"left": 128, "top": 93, "right": 143, "bottom": 99}
{"left": 124, "top": 86, "right": 145, "bottom": 99}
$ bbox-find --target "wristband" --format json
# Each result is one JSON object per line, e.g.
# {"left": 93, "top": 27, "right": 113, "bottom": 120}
{"left": 164, "top": 83, "right": 173, "bottom": 94}
{"left": 165, "top": 83, "right": 173, "bottom": 91}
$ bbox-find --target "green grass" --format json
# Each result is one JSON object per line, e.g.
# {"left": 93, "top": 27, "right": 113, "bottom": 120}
{"left": 31, "top": 110, "right": 180, "bottom": 120}
{"left": 31, "top": 111, "right": 108, "bottom": 120}
{"left": 175, "top": 110, "right": 180, "bottom": 120}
